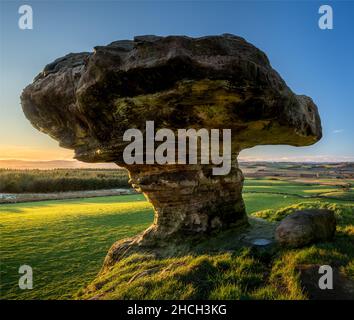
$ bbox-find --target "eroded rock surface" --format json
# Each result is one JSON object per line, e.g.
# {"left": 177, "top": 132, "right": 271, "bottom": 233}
{"left": 275, "top": 209, "right": 336, "bottom": 248}
{"left": 21, "top": 34, "right": 322, "bottom": 247}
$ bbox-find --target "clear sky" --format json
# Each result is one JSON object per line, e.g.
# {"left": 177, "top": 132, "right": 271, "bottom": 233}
{"left": 0, "top": 0, "right": 353, "bottom": 163}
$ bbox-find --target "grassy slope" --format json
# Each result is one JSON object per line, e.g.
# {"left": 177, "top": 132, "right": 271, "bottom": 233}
{"left": 0, "top": 179, "right": 353, "bottom": 300}
{"left": 79, "top": 200, "right": 353, "bottom": 300}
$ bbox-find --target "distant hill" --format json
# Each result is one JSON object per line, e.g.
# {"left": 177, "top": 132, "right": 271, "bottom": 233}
{"left": 0, "top": 160, "right": 118, "bottom": 169}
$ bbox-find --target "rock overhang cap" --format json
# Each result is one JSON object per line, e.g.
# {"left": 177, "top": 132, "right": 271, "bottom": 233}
{"left": 21, "top": 34, "right": 322, "bottom": 163}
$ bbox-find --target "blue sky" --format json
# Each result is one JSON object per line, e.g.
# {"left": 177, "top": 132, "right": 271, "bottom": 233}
{"left": 0, "top": 0, "right": 353, "bottom": 162}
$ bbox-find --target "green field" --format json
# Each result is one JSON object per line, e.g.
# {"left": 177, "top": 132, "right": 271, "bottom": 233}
{"left": 1, "top": 179, "right": 353, "bottom": 299}
{"left": 0, "top": 194, "right": 153, "bottom": 299}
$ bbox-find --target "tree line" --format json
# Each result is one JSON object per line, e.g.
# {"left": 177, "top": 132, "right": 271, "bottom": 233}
{"left": 0, "top": 169, "right": 130, "bottom": 193}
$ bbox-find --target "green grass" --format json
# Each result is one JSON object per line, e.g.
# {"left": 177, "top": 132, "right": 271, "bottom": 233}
{"left": 251, "top": 201, "right": 354, "bottom": 299}
{"left": 244, "top": 178, "right": 354, "bottom": 198}
{"left": 1, "top": 179, "right": 353, "bottom": 300}
{"left": 244, "top": 193, "right": 306, "bottom": 213}
{"left": 78, "top": 249, "right": 268, "bottom": 300}
{"left": 79, "top": 200, "right": 353, "bottom": 300}
{"left": 0, "top": 194, "right": 153, "bottom": 299}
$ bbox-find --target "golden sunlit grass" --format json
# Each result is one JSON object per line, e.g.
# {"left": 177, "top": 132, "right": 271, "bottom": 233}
{"left": 0, "top": 195, "right": 153, "bottom": 299}
{"left": 80, "top": 201, "right": 354, "bottom": 300}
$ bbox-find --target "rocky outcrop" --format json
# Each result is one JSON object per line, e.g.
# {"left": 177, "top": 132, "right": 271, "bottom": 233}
{"left": 21, "top": 34, "right": 322, "bottom": 248}
{"left": 275, "top": 209, "right": 336, "bottom": 248}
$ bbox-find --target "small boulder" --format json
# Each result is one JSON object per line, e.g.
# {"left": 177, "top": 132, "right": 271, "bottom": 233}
{"left": 275, "top": 209, "right": 336, "bottom": 248}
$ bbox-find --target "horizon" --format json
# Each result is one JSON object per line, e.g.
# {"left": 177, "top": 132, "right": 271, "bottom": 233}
{"left": 1, "top": 1, "right": 353, "bottom": 163}
{"left": 0, "top": 158, "right": 353, "bottom": 170}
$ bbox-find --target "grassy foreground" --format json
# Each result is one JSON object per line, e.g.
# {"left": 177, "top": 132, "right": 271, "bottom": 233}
{"left": 79, "top": 201, "right": 354, "bottom": 300}
{"left": 0, "top": 179, "right": 353, "bottom": 299}
{"left": 0, "top": 194, "right": 152, "bottom": 299}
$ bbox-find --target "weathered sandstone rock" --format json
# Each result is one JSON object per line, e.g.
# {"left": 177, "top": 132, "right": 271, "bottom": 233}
{"left": 21, "top": 34, "right": 322, "bottom": 247}
{"left": 275, "top": 209, "right": 336, "bottom": 248}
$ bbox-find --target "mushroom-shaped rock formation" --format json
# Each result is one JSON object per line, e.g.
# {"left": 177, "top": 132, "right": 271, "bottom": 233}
{"left": 21, "top": 34, "right": 322, "bottom": 246}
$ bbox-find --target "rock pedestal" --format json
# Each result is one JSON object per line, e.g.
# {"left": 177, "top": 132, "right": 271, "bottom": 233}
{"left": 21, "top": 34, "right": 322, "bottom": 252}
{"left": 123, "top": 157, "right": 247, "bottom": 240}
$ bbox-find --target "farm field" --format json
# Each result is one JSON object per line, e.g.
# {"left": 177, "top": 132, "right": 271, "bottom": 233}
{"left": 1, "top": 177, "right": 353, "bottom": 300}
